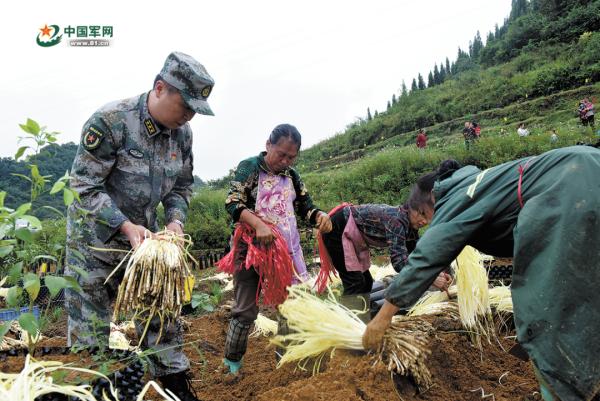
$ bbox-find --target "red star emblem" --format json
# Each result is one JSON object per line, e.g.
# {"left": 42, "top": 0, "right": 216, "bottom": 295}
{"left": 39, "top": 24, "right": 52, "bottom": 37}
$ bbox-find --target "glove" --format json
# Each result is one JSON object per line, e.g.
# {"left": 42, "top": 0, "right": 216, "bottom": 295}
{"left": 223, "top": 358, "right": 242, "bottom": 375}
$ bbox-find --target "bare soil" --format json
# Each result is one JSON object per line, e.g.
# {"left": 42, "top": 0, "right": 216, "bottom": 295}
{"left": 6, "top": 305, "right": 540, "bottom": 401}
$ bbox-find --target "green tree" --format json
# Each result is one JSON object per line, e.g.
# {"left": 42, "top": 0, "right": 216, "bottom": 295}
{"left": 417, "top": 74, "right": 426, "bottom": 90}
{"left": 439, "top": 63, "right": 447, "bottom": 82}
{"left": 401, "top": 80, "right": 408, "bottom": 97}
{"left": 433, "top": 64, "right": 441, "bottom": 85}
{"left": 367, "top": 107, "right": 372, "bottom": 121}
{"left": 471, "top": 31, "right": 484, "bottom": 59}
{"left": 411, "top": 78, "right": 418, "bottom": 92}
{"left": 427, "top": 71, "right": 434, "bottom": 87}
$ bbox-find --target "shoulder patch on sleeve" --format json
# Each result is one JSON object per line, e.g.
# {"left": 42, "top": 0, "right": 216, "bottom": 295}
{"left": 82, "top": 124, "right": 105, "bottom": 150}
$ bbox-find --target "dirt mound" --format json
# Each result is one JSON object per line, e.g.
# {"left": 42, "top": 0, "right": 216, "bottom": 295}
{"left": 23, "top": 305, "right": 539, "bottom": 400}
{"left": 159, "top": 311, "right": 539, "bottom": 401}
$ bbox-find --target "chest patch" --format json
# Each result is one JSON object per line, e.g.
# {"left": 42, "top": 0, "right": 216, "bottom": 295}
{"left": 128, "top": 148, "right": 144, "bottom": 159}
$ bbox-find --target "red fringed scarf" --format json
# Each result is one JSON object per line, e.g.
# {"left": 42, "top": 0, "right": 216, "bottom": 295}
{"left": 216, "top": 222, "right": 294, "bottom": 306}
{"left": 315, "top": 203, "right": 351, "bottom": 293}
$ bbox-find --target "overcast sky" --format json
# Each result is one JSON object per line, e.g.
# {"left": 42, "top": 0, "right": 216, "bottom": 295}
{"left": 1, "top": 0, "right": 511, "bottom": 180}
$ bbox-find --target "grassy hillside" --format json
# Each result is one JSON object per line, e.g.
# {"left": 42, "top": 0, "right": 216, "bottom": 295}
{"left": 297, "top": 37, "right": 600, "bottom": 173}
{"left": 299, "top": 83, "right": 600, "bottom": 174}
{"left": 301, "top": 125, "right": 597, "bottom": 211}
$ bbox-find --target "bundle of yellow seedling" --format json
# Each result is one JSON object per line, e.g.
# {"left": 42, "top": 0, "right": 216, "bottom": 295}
{"left": 489, "top": 285, "right": 513, "bottom": 314}
{"left": 250, "top": 313, "right": 278, "bottom": 337}
{"left": 407, "top": 287, "right": 460, "bottom": 319}
{"left": 370, "top": 264, "right": 397, "bottom": 282}
{"left": 452, "top": 246, "right": 492, "bottom": 343}
{"left": 272, "top": 286, "right": 433, "bottom": 387}
{"left": 489, "top": 284, "right": 513, "bottom": 333}
{"left": 0, "top": 354, "right": 181, "bottom": 401}
{"left": 0, "top": 354, "right": 118, "bottom": 401}
{"left": 106, "top": 230, "right": 196, "bottom": 344}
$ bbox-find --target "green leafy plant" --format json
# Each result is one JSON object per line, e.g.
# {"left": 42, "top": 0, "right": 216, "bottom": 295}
{"left": 0, "top": 118, "right": 82, "bottom": 354}
{"left": 190, "top": 283, "right": 223, "bottom": 313}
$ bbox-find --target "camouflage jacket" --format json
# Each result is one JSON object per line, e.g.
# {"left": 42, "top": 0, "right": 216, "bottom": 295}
{"left": 225, "top": 152, "right": 321, "bottom": 225}
{"left": 68, "top": 92, "right": 193, "bottom": 244}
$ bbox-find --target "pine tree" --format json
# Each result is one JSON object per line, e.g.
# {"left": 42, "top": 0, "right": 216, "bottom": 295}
{"left": 411, "top": 78, "right": 418, "bottom": 92}
{"left": 471, "top": 31, "right": 483, "bottom": 59}
{"left": 510, "top": 0, "right": 529, "bottom": 21}
{"left": 387, "top": 100, "right": 391, "bottom": 110}
{"left": 367, "top": 107, "right": 372, "bottom": 121}
{"left": 417, "top": 74, "right": 426, "bottom": 90}
{"left": 392, "top": 94, "right": 397, "bottom": 105}
{"left": 374, "top": 110, "right": 379, "bottom": 118}
{"left": 445, "top": 57, "right": 451, "bottom": 76}
{"left": 427, "top": 71, "right": 434, "bottom": 87}
{"left": 433, "top": 64, "right": 441, "bottom": 85}
{"left": 439, "top": 63, "right": 446, "bottom": 83}
{"left": 401, "top": 80, "right": 408, "bottom": 97}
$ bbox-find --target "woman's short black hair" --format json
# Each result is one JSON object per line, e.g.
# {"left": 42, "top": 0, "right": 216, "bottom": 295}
{"left": 269, "top": 124, "right": 302, "bottom": 149}
{"left": 407, "top": 159, "right": 461, "bottom": 210}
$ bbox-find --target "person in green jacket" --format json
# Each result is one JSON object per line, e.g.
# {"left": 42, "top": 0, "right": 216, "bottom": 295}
{"left": 363, "top": 146, "right": 600, "bottom": 401}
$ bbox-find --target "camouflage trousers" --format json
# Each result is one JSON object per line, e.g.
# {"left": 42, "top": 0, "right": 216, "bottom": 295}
{"left": 64, "top": 236, "right": 189, "bottom": 377}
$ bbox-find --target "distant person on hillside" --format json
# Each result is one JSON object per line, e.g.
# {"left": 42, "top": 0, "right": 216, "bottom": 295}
{"left": 218, "top": 123, "right": 332, "bottom": 375}
{"left": 550, "top": 129, "right": 558, "bottom": 143}
{"left": 581, "top": 97, "right": 595, "bottom": 129}
{"left": 363, "top": 146, "right": 600, "bottom": 401}
{"left": 462, "top": 121, "right": 476, "bottom": 150}
{"left": 416, "top": 129, "right": 428, "bottom": 149}
{"left": 472, "top": 121, "right": 481, "bottom": 138}
{"left": 578, "top": 100, "right": 586, "bottom": 124}
{"left": 517, "top": 123, "right": 529, "bottom": 137}
{"left": 317, "top": 202, "right": 451, "bottom": 321}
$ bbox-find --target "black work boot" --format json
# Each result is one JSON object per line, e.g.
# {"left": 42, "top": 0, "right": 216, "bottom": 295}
{"left": 158, "top": 370, "right": 200, "bottom": 401}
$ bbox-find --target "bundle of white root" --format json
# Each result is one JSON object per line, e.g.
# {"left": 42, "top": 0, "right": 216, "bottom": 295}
{"left": 106, "top": 230, "right": 196, "bottom": 343}
{"left": 272, "top": 286, "right": 433, "bottom": 388}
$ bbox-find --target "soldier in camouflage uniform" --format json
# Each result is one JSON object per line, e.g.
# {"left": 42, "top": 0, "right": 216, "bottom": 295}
{"left": 65, "top": 51, "right": 214, "bottom": 401}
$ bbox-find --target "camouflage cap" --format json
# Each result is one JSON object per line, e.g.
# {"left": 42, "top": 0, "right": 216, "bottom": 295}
{"left": 160, "top": 51, "right": 215, "bottom": 116}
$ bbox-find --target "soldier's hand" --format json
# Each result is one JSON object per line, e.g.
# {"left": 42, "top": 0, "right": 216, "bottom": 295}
{"left": 120, "top": 221, "right": 152, "bottom": 249}
{"left": 166, "top": 221, "right": 184, "bottom": 236}
{"left": 315, "top": 211, "right": 332, "bottom": 233}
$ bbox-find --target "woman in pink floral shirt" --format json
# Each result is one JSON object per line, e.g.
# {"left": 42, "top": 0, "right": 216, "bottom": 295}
{"left": 221, "top": 124, "right": 331, "bottom": 374}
